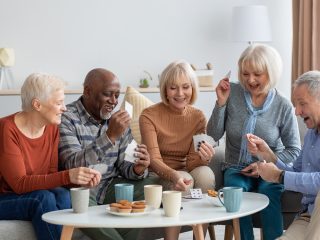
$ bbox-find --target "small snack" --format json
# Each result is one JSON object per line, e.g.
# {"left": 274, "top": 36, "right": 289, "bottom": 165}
{"left": 133, "top": 201, "right": 146, "bottom": 205}
{"left": 110, "top": 203, "right": 122, "bottom": 212}
{"left": 117, "top": 199, "right": 131, "bottom": 206}
{"left": 207, "top": 189, "right": 218, "bottom": 197}
{"left": 118, "top": 204, "right": 132, "bottom": 213}
{"left": 131, "top": 203, "right": 146, "bottom": 213}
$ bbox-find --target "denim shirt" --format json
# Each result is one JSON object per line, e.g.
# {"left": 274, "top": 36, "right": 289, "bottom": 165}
{"left": 277, "top": 129, "right": 320, "bottom": 214}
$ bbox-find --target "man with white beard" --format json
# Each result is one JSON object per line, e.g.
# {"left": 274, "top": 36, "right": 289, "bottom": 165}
{"left": 59, "top": 68, "right": 155, "bottom": 240}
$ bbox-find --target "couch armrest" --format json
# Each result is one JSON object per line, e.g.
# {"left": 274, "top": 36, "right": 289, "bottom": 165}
{"left": 209, "top": 141, "right": 225, "bottom": 190}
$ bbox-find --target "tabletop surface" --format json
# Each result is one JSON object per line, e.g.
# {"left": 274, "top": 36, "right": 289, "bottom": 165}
{"left": 42, "top": 192, "right": 269, "bottom": 228}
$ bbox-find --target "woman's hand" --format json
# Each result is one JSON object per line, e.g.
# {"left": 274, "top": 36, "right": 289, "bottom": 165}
{"left": 240, "top": 162, "right": 260, "bottom": 178}
{"left": 198, "top": 141, "right": 215, "bottom": 163}
{"left": 69, "top": 167, "right": 101, "bottom": 187}
{"left": 216, "top": 78, "right": 231, "bottom": 107}
{"left": 173, "top": 175, "right": 192, "bottom": 192}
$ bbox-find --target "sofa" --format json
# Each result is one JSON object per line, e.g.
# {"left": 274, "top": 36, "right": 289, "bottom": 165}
{"left": 0, "top": 88, "right": 306, "bottom": 240}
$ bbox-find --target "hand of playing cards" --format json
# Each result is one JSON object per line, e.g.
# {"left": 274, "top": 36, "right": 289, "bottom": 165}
{"left": 193, "top": 134, "right": 217, "bottom": 152}
{"left": 124, "top": 139, "right": 138, "bottom": 163}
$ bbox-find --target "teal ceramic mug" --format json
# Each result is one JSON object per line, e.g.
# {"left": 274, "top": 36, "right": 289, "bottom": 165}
{"left": 218, "top": 187, "right": 243, "bottom": 212}
{"left": 114, "top": 183, "right": 134, "bottom": 202}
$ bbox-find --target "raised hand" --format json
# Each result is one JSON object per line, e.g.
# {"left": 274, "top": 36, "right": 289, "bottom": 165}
{"left": 216, "top": 78, "right": 231, "bottom": 107}
{"left": 106, "top": 110, "right": 131, "bottom": 143}
{"left": 246, "top": 134, "right": 277, "bottom": 163}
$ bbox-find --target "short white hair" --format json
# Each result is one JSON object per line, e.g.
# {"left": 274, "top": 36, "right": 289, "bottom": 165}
{"left": 294, "top": 71, "right": 320, "bottom": 100}
{"left": 21, "top": 73, "right": 65, "bottom": 111}
{"left": 238, "top": 44, "right": 282, "bottom": 91}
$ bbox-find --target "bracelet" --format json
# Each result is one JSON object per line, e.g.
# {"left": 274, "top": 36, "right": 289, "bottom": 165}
{"left": 278, "top": 170, "right": 285, "bottom": 184}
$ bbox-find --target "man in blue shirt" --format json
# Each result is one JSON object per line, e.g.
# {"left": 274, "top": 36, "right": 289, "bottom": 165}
{"left": 246, "top": 70, "right": 320, "bottom": 239}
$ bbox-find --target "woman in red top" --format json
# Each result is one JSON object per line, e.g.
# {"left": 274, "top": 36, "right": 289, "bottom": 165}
{"left": 0, "top": 73, "right": 101, "bottom": 240}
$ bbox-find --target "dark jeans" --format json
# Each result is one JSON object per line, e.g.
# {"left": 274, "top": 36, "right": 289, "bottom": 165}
{"left": 0, "top": 187, "right": 71, "bottom": 240}
{"left": 224, "top": 168, "right": 284, "bottom": 240}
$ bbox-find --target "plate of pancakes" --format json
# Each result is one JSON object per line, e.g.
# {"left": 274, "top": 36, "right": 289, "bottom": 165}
{"left": 106, "top": 200, "right": 155, "bottom": 217}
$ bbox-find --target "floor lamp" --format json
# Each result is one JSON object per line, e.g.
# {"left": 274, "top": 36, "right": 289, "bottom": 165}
{"left": 0, "top": 48, "right": 15, "bottom": 89}
{"left": 232, "top": 5, "right": 272, "bottom": 45}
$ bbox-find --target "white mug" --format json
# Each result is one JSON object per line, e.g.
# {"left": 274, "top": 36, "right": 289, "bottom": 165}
{"left": 70, "top": 187, "right": 90, "bottom": 213}
{"left": 144, "top": 185, "right": 162, "bottom": 209}
{"left": 162, "top": 191, "right": 181, "bottom": 217}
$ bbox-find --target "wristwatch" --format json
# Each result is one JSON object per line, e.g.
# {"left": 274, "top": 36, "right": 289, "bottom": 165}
{"left": 279, "top": 170, "right": 285, "bottom": 184}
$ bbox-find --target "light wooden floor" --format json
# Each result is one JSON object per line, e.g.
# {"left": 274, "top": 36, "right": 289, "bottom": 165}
{"left": 156, "top": 226, "right": 261, "bottom": 240}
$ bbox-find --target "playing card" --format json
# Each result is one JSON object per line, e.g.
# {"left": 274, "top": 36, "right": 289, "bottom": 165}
{"left": 225, "top": 70, "right": 231, "bottom": 79}
{"left": 193, "top": 134, "right": 218, "bottom": 151}
{"left": 124, "top": 139, "right": 138, "bottom": 163}
{"left": 89, "top": 163, "right": 108, "bottom": 174}
{"left": 125, "top": 101, "right": 133, "bottom": 118}
{"left": 190, "top": 188, "right": 203, "bottom": 199}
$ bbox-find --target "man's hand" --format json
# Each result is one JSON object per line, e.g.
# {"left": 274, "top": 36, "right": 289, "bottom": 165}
{"left": 106, "top": 110, "right": 131, "bottom": 144}
{"left": 216, "top": 78, "right": 231, "bottom": 107}
{"left": 174, "top": 177, "right": 193, "bottom": 192}
{"left": 133, "top": 144, "right": 150, "bottom": 175}
{"left": 246, "top": 134, "right": 277, "bottom": 163}
{"left": 257, "top": 162, "right": 282, "bottom": 183}
{"left": 241, "top": 162, "right": 259, "bottom": 178}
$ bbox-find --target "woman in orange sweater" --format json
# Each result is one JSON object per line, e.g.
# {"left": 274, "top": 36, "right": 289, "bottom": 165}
{"left": 0, "top": 73, "right": 101, "bottom": 240}
{"left": 140, "top": 60, "right": 215, "bottom": 240}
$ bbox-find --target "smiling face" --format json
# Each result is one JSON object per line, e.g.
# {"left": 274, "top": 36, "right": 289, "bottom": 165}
{"left": 83, "top": 70, "right": 120, "bottom": 122}
{"left": 241, "top": 63, "right": 270, "bottom": 98}
{"left": 39, "top": 89, "right": 66, "bottom": 125}
{"left": 166, "top": 74, "right": 192, "bottom": 110}
{"left": 293, "top": 84, "right": 320, "bottom": 131}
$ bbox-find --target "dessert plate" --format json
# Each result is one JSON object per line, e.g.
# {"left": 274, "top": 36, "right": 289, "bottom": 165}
{"left": 106, "top": 205, "right": 155, "bottom": 217}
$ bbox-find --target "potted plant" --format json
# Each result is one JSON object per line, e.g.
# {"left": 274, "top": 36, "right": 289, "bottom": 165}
{"left": 139, "top": 70, "right": 152, "bottom": 88}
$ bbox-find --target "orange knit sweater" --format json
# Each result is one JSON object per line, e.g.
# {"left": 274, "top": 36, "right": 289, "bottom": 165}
{"left": 139, "top": 102, "right": 208, "bottom": 183}
{"left": 0, "top": 114, "right": 70, "bottom": 194}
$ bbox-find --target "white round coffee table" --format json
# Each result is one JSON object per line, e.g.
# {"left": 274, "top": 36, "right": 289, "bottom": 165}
{"left": 43, "top": 192, "right": 269, "bottom": 240}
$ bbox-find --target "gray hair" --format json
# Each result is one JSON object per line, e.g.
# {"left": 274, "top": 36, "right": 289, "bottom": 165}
{"left": 159, "top": 60, "right": 199, "bottom": 105}
{"left": 238, "top": 44, "right": 282, "bottom": 90}
{"left": 294, "top": 70, "right": 320, "bottom": 100}
{"left": 21, "top": 73, "right": 65, "bottom": 111}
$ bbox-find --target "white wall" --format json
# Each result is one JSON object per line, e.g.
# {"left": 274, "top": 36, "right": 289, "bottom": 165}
{"left": 0, "top": 0, "right": 292, "bottom": 117}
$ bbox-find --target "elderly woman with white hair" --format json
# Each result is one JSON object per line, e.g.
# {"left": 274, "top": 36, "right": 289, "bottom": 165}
{"left": 140, "top": 60, "right": 215, "bottom": 240}
{"left": 207, "top": 44, "right": 301, "bottom": 240}
{"left": 0, "top": 73, "right": 101, "bottom": 240}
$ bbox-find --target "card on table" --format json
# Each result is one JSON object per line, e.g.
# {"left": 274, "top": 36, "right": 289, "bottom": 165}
{"left": 193, "top": 134, "right": 217, "bottom": 152}
{"left": 125, "top": 101, "right": 133, "bottom": 118}
{"left": 124, "top": 139, "right": 138, "bottom": 163}
{"left": 190, "top": 188, "right": 203, "bottom": 199}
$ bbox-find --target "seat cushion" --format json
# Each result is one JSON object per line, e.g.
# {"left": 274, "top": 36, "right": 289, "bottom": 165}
{"left": 121, "top": 86, "right": 154, "bottom": 144}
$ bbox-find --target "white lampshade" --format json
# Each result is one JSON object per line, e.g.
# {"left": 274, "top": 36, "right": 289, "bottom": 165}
{"left": 0, "top": 48, "right": 15, "bottom": 67}
{"left": 232, "top": 5, "right": 272, "bottom": 44}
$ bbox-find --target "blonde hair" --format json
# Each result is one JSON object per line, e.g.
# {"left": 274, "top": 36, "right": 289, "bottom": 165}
{"left": 238, "top": 44, "right": 282, "bottom": 91}
{"left": 21, "top": 73, "right": 65, "bottom": 111}
{"left": 159, "top": 60, "right": 199, "bottom": 105}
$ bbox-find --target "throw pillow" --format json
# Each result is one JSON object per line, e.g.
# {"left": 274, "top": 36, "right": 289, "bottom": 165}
{"left": 121, "top": 86, "right": 154, "bottom": 144}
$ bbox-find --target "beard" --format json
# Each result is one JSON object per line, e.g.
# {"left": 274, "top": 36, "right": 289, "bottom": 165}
{"left": 100, "top": 109, "right": 112, "bottom": 120}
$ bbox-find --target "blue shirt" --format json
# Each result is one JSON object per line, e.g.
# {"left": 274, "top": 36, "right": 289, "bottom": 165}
{"left": 59, "top": 97, "right": 147, "bottom": 204}
{"left": 277, "top": 129, "right": 320, "bottom": 214}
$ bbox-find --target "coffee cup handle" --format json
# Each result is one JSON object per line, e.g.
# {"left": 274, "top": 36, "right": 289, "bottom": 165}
{"left": 218, "top": 189, "right": 225, "bottom": 207}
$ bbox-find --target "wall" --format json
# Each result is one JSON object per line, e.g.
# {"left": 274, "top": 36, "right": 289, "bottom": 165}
{"left": 0, "top": 0, "right": 292, "bottom": 117}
